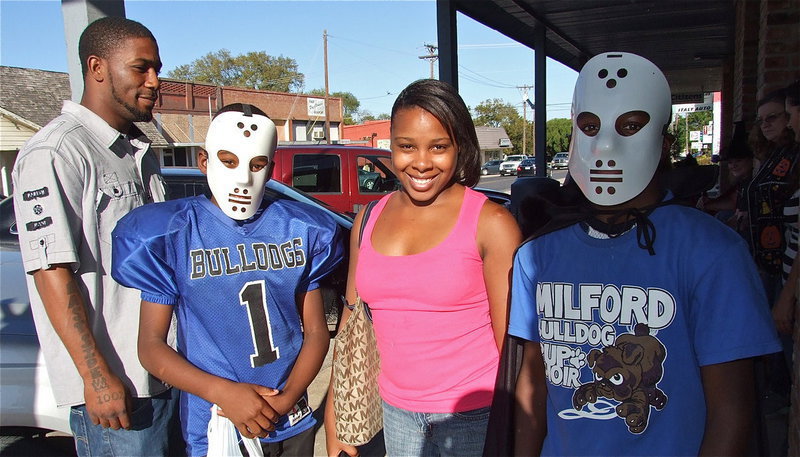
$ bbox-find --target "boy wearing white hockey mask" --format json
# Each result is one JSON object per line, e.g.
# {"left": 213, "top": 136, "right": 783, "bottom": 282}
{"left": 203, "top": 104, "right": 277, "bottom": 220}
{"left": 506, "top": 53, "right": 780, "bottom": 457}
{"left": 111, "top": 104, "right": 343, "bottom": 456}
{"left": 568, "top": 52, "right": 672, "bottom": 209}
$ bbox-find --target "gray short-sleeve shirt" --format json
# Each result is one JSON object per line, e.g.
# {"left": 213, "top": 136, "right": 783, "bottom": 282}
{"left": 12, "top": 100, "right": 168, "bottom": 407}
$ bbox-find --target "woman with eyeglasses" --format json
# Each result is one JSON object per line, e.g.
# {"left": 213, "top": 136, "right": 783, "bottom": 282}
{"left": 744, "top": 89, "right": 798, "bottom": 282}
{"left": 743, "top": 87, "right": 799, "bottom": 411}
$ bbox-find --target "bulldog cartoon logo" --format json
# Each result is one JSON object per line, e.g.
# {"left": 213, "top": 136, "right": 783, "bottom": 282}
{"left": 572, "top": 323, "right": 667, "bottom": 433}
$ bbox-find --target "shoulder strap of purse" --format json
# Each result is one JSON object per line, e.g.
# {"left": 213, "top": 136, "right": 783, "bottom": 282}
{"left": 358, "top": 200, "right": 379, "bottom": 248}
{"left": 346, "top": 200, "right": 379, "bottom": 313}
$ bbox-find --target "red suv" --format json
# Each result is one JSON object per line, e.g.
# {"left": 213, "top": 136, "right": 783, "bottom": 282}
{"left": 271, "top": 145, "right": 400, "bottom": 215}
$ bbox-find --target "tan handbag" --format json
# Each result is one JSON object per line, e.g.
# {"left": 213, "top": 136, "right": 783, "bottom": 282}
{"left": 332, "top": 295, "right": 382, "bottom": 445}
{"left": 332, "top": 200, "right": 382, "bottom": 446}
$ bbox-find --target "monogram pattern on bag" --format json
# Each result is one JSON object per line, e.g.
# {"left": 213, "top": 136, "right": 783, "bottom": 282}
{"left": 332, "top": 297, "right": 382, "bottom": 446}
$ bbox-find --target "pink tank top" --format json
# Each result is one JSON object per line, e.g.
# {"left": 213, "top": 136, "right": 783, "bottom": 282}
{"left": 356, "top": 187, "right": 500, "bottom": 413}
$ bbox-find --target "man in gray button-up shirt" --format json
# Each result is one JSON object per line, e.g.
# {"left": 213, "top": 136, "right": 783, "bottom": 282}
{"left": 12, "top": 17, "right": 177, "bottom": 456}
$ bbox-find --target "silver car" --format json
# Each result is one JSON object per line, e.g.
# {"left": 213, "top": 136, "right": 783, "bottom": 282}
{"left": 550, "top": 152, "right": 569, "bottom": 169}
{"left": 480, "top": 160, "right": 503, "bottom": 176}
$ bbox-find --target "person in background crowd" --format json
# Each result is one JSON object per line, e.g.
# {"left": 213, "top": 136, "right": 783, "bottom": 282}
{"left": 510, "top": 52, "right": 780, "bottom": 456}
{"left": 696, "top": 121, "right": 754, "bottom": 233}
{"left": 325, "top": 79, "right": 521, "bottom": 457}
{"left": 742, "top": 88, "right": 799, "bottom": 415}
{"left": 112, "top": 103, "right": 343, "bottom": 456}
{"left": 10, "top": 17, "right": 178, "bottom": 457}
{"left": 749, "top": 90, "right": 796, "bottom": 170}
{"left": 744, "top": 89, "right": 799, "bottom": 290}
{"left": 773, "top": 80, "right": 800, "bottom": 337}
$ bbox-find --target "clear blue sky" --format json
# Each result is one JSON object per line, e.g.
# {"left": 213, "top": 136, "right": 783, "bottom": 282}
{"left": 0, "top": 0, "right": 577, "bottom": 120}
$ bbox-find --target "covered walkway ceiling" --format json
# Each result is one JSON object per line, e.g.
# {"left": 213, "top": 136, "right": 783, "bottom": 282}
{"left": 452, "top": 0, "right": 734, "bottom": 96}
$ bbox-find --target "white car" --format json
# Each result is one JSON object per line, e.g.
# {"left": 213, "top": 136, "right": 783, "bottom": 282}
{"left": 499, "top": 155, "right": 529, "bottom": 176}
{"left": 550, "top": 152, "right": 570, "bottom": 169}
{"left": 0, "top": 238, "right": 70, "bottom": 435}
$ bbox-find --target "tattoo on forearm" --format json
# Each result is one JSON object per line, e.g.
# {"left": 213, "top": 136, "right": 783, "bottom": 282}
{"left": 96, "top": 391, "right": 124, "bottom": 405}
{"left": 65, "top": 280, "right": 107, "bottom": 392}
{"left": 91, "top": 369, "right": 107, "bottom": 390}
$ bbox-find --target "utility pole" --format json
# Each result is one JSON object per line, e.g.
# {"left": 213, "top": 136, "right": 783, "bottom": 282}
{"left": 518, "top": 85, "right": 533, "bottom": 155}
{"left": 418, "top": 43, "right": 438, "bottom": 79}
{"left": 684, "top": 114, "right": 688, "bottom": 155}
{"left": 323, "top": 30, "right": 331, "bottom": 144}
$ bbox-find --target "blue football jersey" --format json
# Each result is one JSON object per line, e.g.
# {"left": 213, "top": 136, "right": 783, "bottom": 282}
{"left": 111, "top": 195, "right": 344, "bottom": 455}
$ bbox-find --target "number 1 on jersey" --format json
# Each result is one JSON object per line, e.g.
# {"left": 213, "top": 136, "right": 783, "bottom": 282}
{"left": 240, "top": 281, "right": 280, "bottom": 367}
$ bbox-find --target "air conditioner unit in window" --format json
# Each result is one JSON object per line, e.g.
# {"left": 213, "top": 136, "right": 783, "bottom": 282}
{"left": 312, "top": 131, "right": 325, "bottom": 140}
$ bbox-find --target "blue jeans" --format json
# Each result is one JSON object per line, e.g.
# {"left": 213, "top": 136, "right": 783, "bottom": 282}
{"left": 382, "top": 401, "right": 490, "bottom": 457}
{"left": 69, "top": 388, "right": 178, "bottom": 457}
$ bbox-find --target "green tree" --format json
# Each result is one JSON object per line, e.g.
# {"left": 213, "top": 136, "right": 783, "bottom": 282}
{"left": 359, "top": 112, "right": 390, "bottom": 122}
{"left": 473, "top": 98, "right": 521, "bottom": 128}
{"left": 545, "top": 118, "right": 572, "bottom": 155}
{"left": 309, "top": 89, "right": 360, "bottom": 124}
{"left": 168, "top": 49, "right": 304, "bottom": 92}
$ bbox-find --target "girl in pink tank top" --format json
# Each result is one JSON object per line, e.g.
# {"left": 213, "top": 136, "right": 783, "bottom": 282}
{"left": 325, "top": 80, "right": 522, "bottom": 457}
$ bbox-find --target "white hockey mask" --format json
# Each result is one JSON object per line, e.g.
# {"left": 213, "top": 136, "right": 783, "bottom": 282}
{"left": 568, "top": 52, "right": 672, "bottom": 206}
{"left": 205, "top": 106, "right": 277, "bottom": 220}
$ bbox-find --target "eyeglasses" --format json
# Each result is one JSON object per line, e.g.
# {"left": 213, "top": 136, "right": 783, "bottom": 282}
{"left": 755, "top": 111, "right": 787, "bottom": 126}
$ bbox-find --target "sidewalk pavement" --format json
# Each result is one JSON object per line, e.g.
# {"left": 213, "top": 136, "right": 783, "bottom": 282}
{"left": 309, "top": 342, "right": 334, "bottom": 457}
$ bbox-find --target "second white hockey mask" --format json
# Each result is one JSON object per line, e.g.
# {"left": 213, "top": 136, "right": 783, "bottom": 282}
{"left": 568, "top": 52, "right": 672, "bottom": 206}
{"left": 205, "top": 105, "right": 277, "bottom": 220}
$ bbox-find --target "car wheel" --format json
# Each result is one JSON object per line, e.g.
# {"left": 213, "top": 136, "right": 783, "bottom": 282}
{"left": 481, "top": 168, "right": 489, "bottom": 176}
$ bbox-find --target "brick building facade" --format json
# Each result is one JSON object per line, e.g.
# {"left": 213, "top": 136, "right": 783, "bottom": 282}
{"left": 153, "top": 78, "right": 344, "bottom": 166}
{"left": 342, "top": 120, "right": 391, "bottom": 149}
{"left": 0, "top": 67, "right": 345, "bottom": 186}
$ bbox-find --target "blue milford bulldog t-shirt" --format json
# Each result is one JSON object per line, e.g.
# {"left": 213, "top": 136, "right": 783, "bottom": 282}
{"left": 509, "top": 203, "right": 780, "bottom": 456}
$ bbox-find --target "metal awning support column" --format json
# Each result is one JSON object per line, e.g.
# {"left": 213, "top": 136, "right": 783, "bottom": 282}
{"left": 61, "top": 0, "right": 126, "bottom": 102}
{"left": 534, "top": 24, "right": 547, "bottom": 176}
{"left": 436, "top": 0, "right": 458, "bottom": 89}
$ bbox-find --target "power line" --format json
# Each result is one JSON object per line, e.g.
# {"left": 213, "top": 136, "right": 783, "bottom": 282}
{"left": 359, "top": 92, "right": 395, "bottom": 101}
{"left": 458, "top": 43, "right": 523, "bottom": 49}
{"left": 326, "top": 33, "right": 415, "bottom": 57}
{"left": 458, "top": 65, "right": 519, "bottom": 89}
{"left": 459, "top": 71, "right": 518, "bottom": 89}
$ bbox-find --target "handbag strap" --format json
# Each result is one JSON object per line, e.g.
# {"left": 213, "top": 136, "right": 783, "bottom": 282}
{"left": 346, "top": 200, "right": 378, "bottom": 313}
{"left": 358, "top": 200, "right": 379, "bottom": 248}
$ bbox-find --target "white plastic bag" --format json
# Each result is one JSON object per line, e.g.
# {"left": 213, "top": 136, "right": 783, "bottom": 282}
{"left": 206, "top": 405, "right": 264, "bottom": 457}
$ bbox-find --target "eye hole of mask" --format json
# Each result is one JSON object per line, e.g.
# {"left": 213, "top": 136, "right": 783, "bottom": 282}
{"left": 217, "top": 150, "right": 240, "bottom": 168}
{"left": 615, "top": 111, "right": 650, "bottom": 137}
{"left": 576, "top": 112, "right": 601, "bottom": 137}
